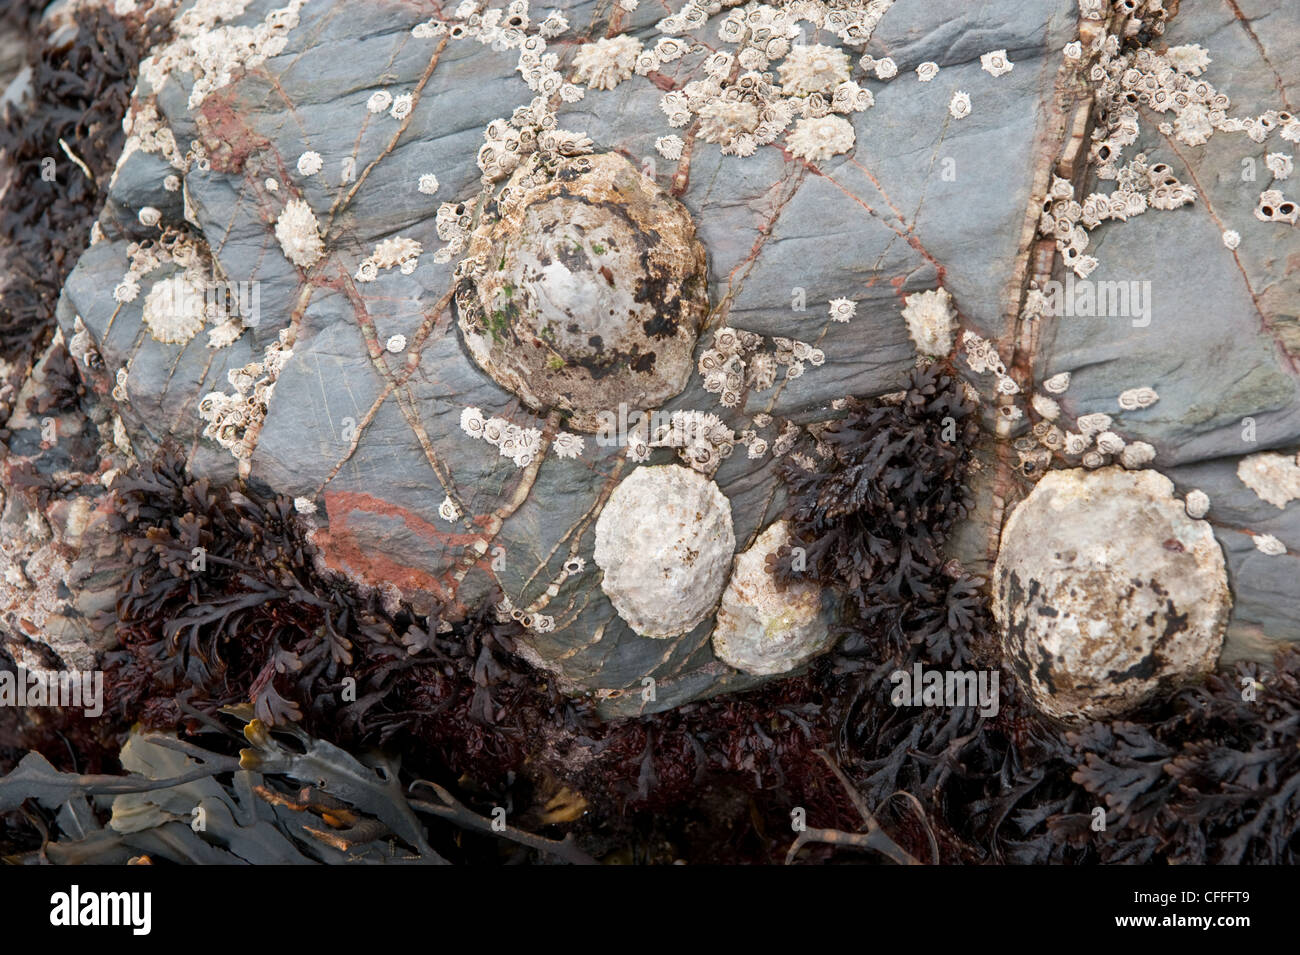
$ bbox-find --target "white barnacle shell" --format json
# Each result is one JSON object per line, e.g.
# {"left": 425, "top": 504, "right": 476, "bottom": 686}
{"left": 366, "top": 89, "right": 393, "bottom": 113}
{"left": 163, "top": 174, "right": 181, "bottom": 192}
{"left": 142, "top": 273, "right": 206, "bottom": 344}
{"left": 1237, "top": 452, "right": 1300, "bottom": 508}
{"left": 1253, "top": 533, "right": 1286, "bottom": 556}
{"left": 980, "top": 49, "right": 1014, "bottom": 78}
{"left": 948, "top": 90, "right": 972, "bottom": 120}
{"left": 900, "top": 287, "right": 957, "bottom": 357}
{"left": 874, "top": 56, "right": 897, "bottom": 80}
{"left": 785, "top": 114, "right": 855, "bottom": 162}
{"left": 1081, "top": 450, "right": 1106, "bottom": 469}
{"left": 828, "top": 297, "right": 856, "bottom": 323}
{"left": 1063, "top": 431, "right": 1090, "bottom": 455}
{"left": 1031, "top": 393, "right": 1060, "bottom": 420}
{"left": 573, "top": 35, "right": 642, "bottom": 91}
{"left": 553, "top": 431, "right": 585, "bottom": 460}
{"left": 1043, "top": 372, "right": 1071, "bottom": 394}
{"left": 1063, "top": 41, "right": 1083, "bottom": 60}
{"left": 655, "top": 135, "right": 684, "bottom": 160}
{"left": 274, "top": 199, "right": 325, "bottom": 269}
{"left": 385, "top": 334, "right": 406, "bottom": 354}
{"left": 1095, "top": 431, "right": 1126, "bottom": 454}
{"left": 1265, "top": 152, "right": 1294, "bottom": 180}
{"left": 1075, "top": 412, "right": 1112, "bottom": 436}
{"left": 778, "top": 43, "right": 851, "bottom": 97}
{"left": 915, "top": 61, "right": 939, "bottom": 82}
{"left": 1117, "top": 386, "right": 1159, "bottom": 411}
{"left": 418, "top": 173, "right": 440, "bottom": 195}
{"left": 1166, "top": 43, "right": 1211, "bottom": 76}
{"left": 1184, "top": 489, "right": 1210, "bottom": 519}
{"left": 1222, "top": 229, "right": 1241, "bottom": 250}
{"left": 138, "top": 205, "right": 161, "bottom": 227}
{"left": 438, "top": 495, "right": 462, "bottom": 522}
{"left": 390, "top": 93, "right": 414, "bottom": 120}
{"left": 594, "top": 465, "right": 735, "bottom": 638}
{"left": 355, "top": 258, "right": 379, "bottom": 283}
{"left": 114, "top": 275, "right": 141, "bottom": 303}
{"left": 297, "top": 151, "right": 323, "bottom": 176}
{"left": 460, "top": 406, "right": 486, "bottom": 439}
{"left": 1120, "top": 441, "right": 1156, "bottom": 469}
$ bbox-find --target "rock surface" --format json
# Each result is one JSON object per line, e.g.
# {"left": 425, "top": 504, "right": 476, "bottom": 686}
{"left": 41, "top": 0, "right": 1300, "bottom": 717}
{"left": 992, "top": 467, "right": 1231, "bottom": 721}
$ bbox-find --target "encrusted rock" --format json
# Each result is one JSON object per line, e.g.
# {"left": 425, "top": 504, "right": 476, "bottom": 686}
{"left": 594, "top": 464, "right": 734, "bottom": 639}
{"left": 456, "top": 152, "right": 709, "bottom": 432}
{"left": 1237, "top": 451, "right": 1300, "bottom": 509}
{"left": 711, "top": 521, "right": 833, "bottom": 676}
{"left": 993, "top": 467, "right": 1230, "bottom": 722}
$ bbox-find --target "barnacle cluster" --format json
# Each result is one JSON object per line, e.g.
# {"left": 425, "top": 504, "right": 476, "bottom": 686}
{"left": 696, "top": 325, "right": 824, "bottom": 413}
{"left": 139, "top": 0, "right": 311, "bottom": 109}
{"left": 459, "top": 407, "right": 544, "bottom": 468}
{"left": 197, "top": 328, "right": 294, "bottom": 462}
{"left": 652, "top": 1, "right": 888, "bottom": 160}
{"left": 572, "top": 35, "right": 642, "bottom": 91}
{"left": 118, "top": 230, "right": 250, "bottom": 347}
{"left": 648, "top": 410, "right": 737, "bottom": 476}
{"left": 355, "top": 236, "right": 422, "bottom": 282}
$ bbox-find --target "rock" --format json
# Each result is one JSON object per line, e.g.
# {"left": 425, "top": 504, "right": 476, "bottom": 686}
{"left": 457, "top": 152, "right": 709, "bottom": 433}
{"left": 711, "top": 521, "right": 833, "bottom": 676}
{"left": 992, "top": 467, "right": 1231, "bottom": 722}
{"left": 593, "top": 464, "right": 734, "bottom": 639}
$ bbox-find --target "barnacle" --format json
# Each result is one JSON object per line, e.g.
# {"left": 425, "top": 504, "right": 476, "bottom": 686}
{"left": 273, "top": 198, "right": 325, "bottom": 269}
{"left": 1254, "top": 533, "right": 1287, "bottom": 556}
{"left": 1255, "top": 189, "right": 1298, "bottom": 224}
{"left": 778, "top": 44, "right": 850, "bottom": 97}
{"left": 873, "top": 57, "right": 897, "bottom": 80}
{"left": 390, "top": 93, "right": 414, "bottom": 120}
{"left": 1075, "top": 412, "right": 1112, "bottom": 436}
{"left": 1223, "top": 229, "right": 1241, "bottom": 250}
{"left": 385, "top": 334, "right": 406, "bottom": 354}
{"left": 1117, "top": 386, "right": 1159, "bottom": 410}
{"left": 900, "top": 287, "right": 957, "bottom": 357}
{"left": 828, "top": 297, "right": 856, "bottom": 323}
{"left": 1166, "top": 43, "right": 1211, "bottom": 76}
{"left": 459, "top": 406, "right": 485, "bottom": 439}
{"left": 552, "top": 431, "right": 585, "bottom": 460}
{"left": 296, "top": 150, "right": 323, "bottom": 176}
{"left": 418, "top": 173, "right": 440, "bottom": 195}
{"left": 915, "top": 61, "right": 939, "bottom": 82}
{"left": 1184, "top": 489, "right": 1210, "bottom": 519}
{"left": 572, "top": 35, "right": 642, "bottom": 91}
{"left": 438, "top": 495, "right": 462, "bottom": 522}
{"left": 980, "top": 49, "right": 1013, "bottom": 78}
{"left": 655, "top": 135, "right": 685, "bottom": 160}
{"left": 698, "top": 99, "right": 761, "bottom": 147}
{"left": 138, "top": 206, "right": 161, "bottom": 227}
{"left": 1031, "top": 393, "right": 1060, "bottom": 420}
{"left": 948, "top": 90, "right": 971, "bottom": 120}
{"left": 1120, "top": 441, "right": 1156, "bottom": 469}
{"left": 1265, "top": 153, "right": 1293, "bottom": 180}
{"left": 366, "top": 89, "right": 392, "bottom": 113}
{"left": 1237, "top": 452, "right": 1300, "bottom": 508}
{"left": 1043, "top": 371, "right": 1071, "bottom": 394}
{"left": 114, "top": 276, "right": 141, "bottom": 303}
{"left": 142, "top": 273, "right": 206, "bottom": 344}
{"left": 785, "top": 111, "right": 857, "bottom": 164}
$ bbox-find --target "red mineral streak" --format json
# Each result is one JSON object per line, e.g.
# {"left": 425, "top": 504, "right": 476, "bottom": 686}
{"left": 314, "top": 490, "right": 486, "bottom": 602}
